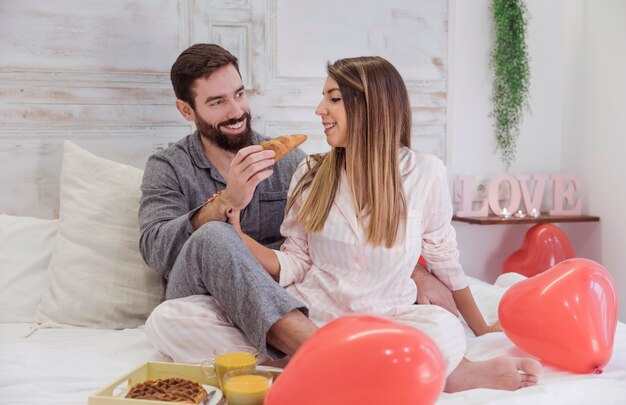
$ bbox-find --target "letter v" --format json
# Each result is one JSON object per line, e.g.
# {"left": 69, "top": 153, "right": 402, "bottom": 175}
{"left": 516, "top": 174, "right": 549, "bottom": 212}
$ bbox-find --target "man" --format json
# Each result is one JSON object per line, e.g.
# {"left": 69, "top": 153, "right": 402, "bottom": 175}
{"left": 139, "top": 43, "right": 456, "bottom": 363}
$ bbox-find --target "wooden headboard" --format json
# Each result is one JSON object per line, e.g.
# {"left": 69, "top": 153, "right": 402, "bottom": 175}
{"left": 0, "top": 0, "right": 448, "bottom": 218}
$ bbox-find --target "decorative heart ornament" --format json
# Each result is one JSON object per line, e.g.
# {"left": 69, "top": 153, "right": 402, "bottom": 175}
{"left": 264, "top": 314, "right": 445, "bottom": 405}
{"left": 502, "top": 224, "right": 575, "bottom": 277}
{"left": 499, "top": 258, "right": 618, "bottom": 374}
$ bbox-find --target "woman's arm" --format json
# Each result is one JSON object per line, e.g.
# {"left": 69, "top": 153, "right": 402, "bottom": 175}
{"left": 226, "top": 209, "right": 281, "bottom": 280}
{"left": 416, "top": 156, "right": 500, "bottom": 335}
{"left": 239, "top": 232, "right": 280, "bottom": 280}
{"left": 452, "top": 287, "right": 502, "bottom": 336}
{"left": 226, "top": 158, "right": 313, "bottom": 286}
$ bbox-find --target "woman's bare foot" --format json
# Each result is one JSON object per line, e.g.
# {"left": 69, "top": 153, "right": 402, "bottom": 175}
{"left": 445, "top": 356, "right": 542, "bottom": 393}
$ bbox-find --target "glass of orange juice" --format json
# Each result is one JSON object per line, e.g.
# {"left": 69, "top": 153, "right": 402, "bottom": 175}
{"left": 201, "top": 346, "right": 258, "bottom": 390}
{"left": 222, "top": 369, "right": 273, "bottom": 405}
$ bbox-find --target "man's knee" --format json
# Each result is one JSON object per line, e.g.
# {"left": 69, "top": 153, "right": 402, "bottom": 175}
{"left": 169, "top": 220, "right": 271, "bottom": 299}
{"left": 188, "top": 221, "right": 241, "bottom": 250}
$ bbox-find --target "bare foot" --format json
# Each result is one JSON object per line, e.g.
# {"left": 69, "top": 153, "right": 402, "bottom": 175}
{"left": 259, "top": 356, "right": 290, "bottom": 369}
{"left": 445, "top": 356, "right": 542, "bottom": 393}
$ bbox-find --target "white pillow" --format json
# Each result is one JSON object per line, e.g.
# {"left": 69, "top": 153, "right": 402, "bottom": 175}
{"left": 36, "top": 141, "right": 164, "bottom": 329}
{"left": 0, "top": 214, "right": 58, "bottom": 323}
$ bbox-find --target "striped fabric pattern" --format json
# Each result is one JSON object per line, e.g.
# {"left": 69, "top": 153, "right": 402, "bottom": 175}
{"left": 277, "top": 147, "right": 468, "bottom": 326}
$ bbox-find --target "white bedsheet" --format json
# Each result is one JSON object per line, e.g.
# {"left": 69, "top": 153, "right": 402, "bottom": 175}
{"left": 0, "top": 324, "right": 166, "bottom": 405}
{"left": 1, "top": 276, "right": 625, "bottom": 405}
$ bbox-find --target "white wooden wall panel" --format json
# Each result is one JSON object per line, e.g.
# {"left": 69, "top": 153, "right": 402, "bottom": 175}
{"left": 0, "top": 0, "right": 193, "bottom": 218}
{"left": 0, "top": 0, "right": 448, "bottom": 218}
{"left": 0, "top": 0, "right": 184, "bottom": 72}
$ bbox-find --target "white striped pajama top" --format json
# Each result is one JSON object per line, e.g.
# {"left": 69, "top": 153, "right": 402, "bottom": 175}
{"left": 275, "top": 147, "right": 468, "bottom": 326}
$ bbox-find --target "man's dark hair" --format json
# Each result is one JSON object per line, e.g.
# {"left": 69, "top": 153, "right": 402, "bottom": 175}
{"left": 170, "top": 44, "right": 240, "bottom": 109}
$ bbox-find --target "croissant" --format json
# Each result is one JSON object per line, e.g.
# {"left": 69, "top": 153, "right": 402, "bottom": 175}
{"left": 260, "top": 134, "right": 307, "bottom": 161}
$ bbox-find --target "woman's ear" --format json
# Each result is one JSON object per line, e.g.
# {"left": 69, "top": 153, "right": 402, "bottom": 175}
{"left": 175, "top": 99, "right": 195, "bottom": 121}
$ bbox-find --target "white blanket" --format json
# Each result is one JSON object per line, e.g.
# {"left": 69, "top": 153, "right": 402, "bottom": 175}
{"left": 1, "top": 276, "right": 625, "bottom": 405}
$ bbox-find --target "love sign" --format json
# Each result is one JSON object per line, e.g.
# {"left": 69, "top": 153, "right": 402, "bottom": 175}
{"left": 456, "top": 174, "right": 582, "bottom": 217}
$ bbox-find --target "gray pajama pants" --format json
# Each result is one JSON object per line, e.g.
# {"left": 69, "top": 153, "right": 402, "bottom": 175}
{"left": 162, "top": 221, "right": 307, "bottom": 359}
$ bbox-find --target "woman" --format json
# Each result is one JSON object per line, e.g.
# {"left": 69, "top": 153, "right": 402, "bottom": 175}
{"left": 231, "top": 58, "right": 502, "bottom": 335}
{"left": 148, "top": 56, "right": 541, "bottom": 392}
{"left": 226, "top": 56, "right": 540, "bottom": 391}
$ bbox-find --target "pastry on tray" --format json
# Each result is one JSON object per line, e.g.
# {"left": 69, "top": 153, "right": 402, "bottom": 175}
{"left": 126, "top": 377, "right": 208, "bottom": 403}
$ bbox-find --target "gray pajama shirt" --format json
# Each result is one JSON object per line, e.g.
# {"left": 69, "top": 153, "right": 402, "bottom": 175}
{"left": 138, "top": 130, "right": 308, "bottom": 358}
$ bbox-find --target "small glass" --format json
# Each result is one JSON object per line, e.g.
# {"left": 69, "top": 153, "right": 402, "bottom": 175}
{"left": 222, "top": 369, "right": 273, "bottom": 405}
{"left": 201, "top": 346, "right": 258, "bottom": 390}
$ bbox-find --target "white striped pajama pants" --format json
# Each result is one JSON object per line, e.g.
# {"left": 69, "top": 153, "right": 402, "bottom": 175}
{"left": 144, "top": 294, "right": 466, "bottom": 376}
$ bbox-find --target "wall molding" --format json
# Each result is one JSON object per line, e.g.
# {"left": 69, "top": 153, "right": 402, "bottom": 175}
{"left": 0, "top": 123, "right": 193, "bottom": 139}
{"left": 0, "top": 71, "right": 171, "bottom": 88}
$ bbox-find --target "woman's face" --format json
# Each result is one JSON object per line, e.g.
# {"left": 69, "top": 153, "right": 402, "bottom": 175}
{"left": 316, "top": 76, "right": 348, "bottom": 148}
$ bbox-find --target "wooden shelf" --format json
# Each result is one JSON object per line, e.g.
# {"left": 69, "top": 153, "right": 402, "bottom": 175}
{"left": 452, "top": 214, "right": 600, "bottom": 225}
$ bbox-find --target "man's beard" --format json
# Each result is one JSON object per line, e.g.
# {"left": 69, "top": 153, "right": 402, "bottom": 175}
{"left": 196, "top": 111, "right": 254, "bottom": 153}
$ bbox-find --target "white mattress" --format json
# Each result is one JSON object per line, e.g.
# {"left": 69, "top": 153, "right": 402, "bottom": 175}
{"left": 1, "top": 277, "right": 625, "bottom": 405}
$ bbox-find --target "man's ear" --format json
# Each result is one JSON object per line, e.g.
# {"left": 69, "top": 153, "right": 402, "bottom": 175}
{"left": 175, "top": 99, "right": 195, "bottom": 122}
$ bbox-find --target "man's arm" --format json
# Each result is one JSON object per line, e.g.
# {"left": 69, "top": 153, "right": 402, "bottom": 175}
{"left": 411, "top": 262, "right": 458, "bottom": 315}
{"left": 189, "top": 191, "right": 231, "bottom": 228}
{"left": 139, "top": 155, "right": 202, "bottom": 276}
{"left": 190, "top": 145, "right": 275, "bottom": 230}
{"left": 139, "top": 145, "right": 275, "bottom": 276}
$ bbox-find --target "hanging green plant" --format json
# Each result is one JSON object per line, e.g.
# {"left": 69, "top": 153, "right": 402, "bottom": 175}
{"left": 490, "top": 0, "right": 531, "bottom": 170}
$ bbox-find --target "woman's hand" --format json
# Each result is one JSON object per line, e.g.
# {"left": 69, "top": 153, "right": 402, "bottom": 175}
{"left": 226, "top": 208, "right": 242, "bottom": 234}
{"left": 486, "top": 320, "right": 503, "bottom": 334}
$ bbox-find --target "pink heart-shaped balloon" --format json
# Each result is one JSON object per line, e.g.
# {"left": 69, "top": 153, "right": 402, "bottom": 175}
{"left": 502, "top": 224, "right": 575, "bottom": 277}
{"left": 499, "top": 258, "right": 618, "bottom": 374}
{"left": 265, "top": 314, "right": 445, "bottom": 405}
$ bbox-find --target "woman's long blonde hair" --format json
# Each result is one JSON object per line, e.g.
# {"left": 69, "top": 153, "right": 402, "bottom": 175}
{"left": 286, "top": 56, "right": 412, "bottom": 248}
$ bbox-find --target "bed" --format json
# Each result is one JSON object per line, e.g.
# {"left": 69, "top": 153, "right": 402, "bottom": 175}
{"left": 1, "top": 141, "right": 625, "bottom": 405}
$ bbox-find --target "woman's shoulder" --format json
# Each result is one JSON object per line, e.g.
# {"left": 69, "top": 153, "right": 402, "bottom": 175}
{"left": 291, "top": 153, "right": 326, "bottom": 180}
{"left": 399, "top": 147, "right": 445, "bottom": 176}
{"left": 300, "top": 153, "right": 325, "bottom": 169}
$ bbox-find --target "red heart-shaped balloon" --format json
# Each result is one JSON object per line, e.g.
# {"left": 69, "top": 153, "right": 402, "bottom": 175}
{"left": 502, "top": 224, "right": 575, "bottom": 277}
{"left": 264, "top": 314, "right": 445, "bottom": 405}
{"left": 499, "top": 258, "right": 618, "bottom": 374}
